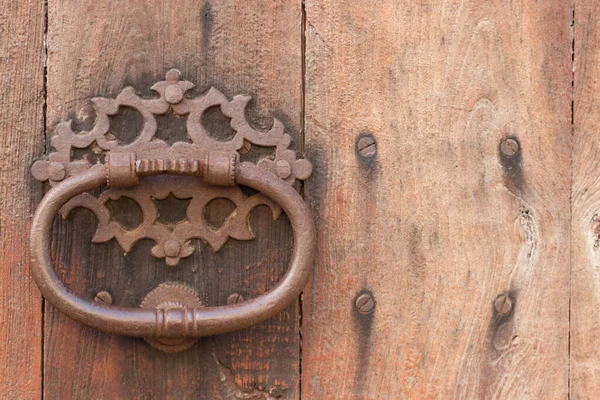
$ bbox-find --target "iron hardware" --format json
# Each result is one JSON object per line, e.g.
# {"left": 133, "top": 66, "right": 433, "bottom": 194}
{"left": 30, "top": 70, "right": 315, "bottom": 352}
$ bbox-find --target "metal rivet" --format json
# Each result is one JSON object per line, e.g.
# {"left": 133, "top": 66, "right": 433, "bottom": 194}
{"left": 355, "top": 293, "right": 375, "bottom": 314}
{"left": 163, "top": 240, "right": 181, "bottom": 257}
{"left": 357, "top": 135, "right": 377, "bottom": 158}
{"left": 293, "top": 159, "right": 313, "bottom": 180}
{"left": 48, "top": 162, "right": 66, "bottom": 181}
{"left": 500, "top": 138, "right": 519, "bottom": 157}
{"left": 275, "top": 160, "right": 292, "bottom": 179}
{"left": 31, "top": 160, "right": 50, "bottom": 182}
{"left": 94, "top": 291, "right": 113, "bottom": 305}
{"left": 494, "top": 294, "right": 513, "bottom": 315}
{"left": 31, "top": 160, "right": 66, "bottom": 182}
{"left": 227, "top": 293, "right": 244, "bottom": 305}
{"left": 165, "top": 85, "right": 184, "bottom": 104}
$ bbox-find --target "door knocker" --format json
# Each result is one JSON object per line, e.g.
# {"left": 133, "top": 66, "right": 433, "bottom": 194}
{"left": 30, "top": 70, "right": 315, "bottom": 352}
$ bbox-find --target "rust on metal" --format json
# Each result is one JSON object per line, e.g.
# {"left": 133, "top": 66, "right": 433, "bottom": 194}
{"left": 494, "top": 294, "right": 513, "bottom": 316}
{"left": 356, "top": 134, "right": 377, "bottom": 158}
{"left": 29, "top": 70, "right": 316, "bottom": 346}
{"left": 500, "top": 137, "right": 519, "bottom": 157}
{"left": 355, "top": 292, "right": 375, "bottom": 314}
{"left": 31, "top": 69, "right": 313, "bottom": 265}
{"left": 94, "top": 291, "right": 113, "bottom": 305}
{"left": 140, "top": 282, "right": 203, "bottom": 353}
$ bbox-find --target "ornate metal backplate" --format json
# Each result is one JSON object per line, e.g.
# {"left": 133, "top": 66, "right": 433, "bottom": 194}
{"left": 32, "top": 70, "right": 312, "bottom": 266}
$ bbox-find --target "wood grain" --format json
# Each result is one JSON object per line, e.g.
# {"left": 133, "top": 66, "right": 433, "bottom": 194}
{"left": 303, "top": 1, "right": 572, "bottom": 398}
{"left": 0, "top": 0, "right": 44, "bottom": 398}
{"left": 45, "top": 1, "right": 302, "bottom": 398}
{"left": 571, "top": 0, "right": 600, "bottom": 397}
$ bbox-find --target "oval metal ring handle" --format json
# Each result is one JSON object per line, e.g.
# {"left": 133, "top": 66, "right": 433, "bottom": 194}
{"left": 30, "top": 152, "right": 315, "bottom": 338}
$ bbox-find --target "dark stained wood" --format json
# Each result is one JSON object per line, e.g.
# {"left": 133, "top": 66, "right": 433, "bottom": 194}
{"left": 571, "top": 0, "right": 600, "bottom": 396}
{"left": 44, "top": 1, "right": 302, "bottom": 398}
{"left": 0, "top": 0, "right": 45, "bottom": 398}
{"left": 5, "top": 1, "right": 596, "bottom": 398}
{"left": 303, "top": 0, "right": 572, "bottom": 398}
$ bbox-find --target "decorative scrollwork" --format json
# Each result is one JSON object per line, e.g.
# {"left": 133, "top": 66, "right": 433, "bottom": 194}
{"left": 32, "top": 70, "right": 312, "bottom": 266}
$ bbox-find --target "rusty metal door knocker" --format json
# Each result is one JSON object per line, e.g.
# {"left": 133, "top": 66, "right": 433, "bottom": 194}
{"left": 30, "top": 70, "right": 315, "bottom": 352}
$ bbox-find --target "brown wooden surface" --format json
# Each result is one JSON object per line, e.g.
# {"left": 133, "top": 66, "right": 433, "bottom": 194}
{"left": 0, "top": 1, "right": 44, "bottom": 399}
{"left": 44, "top": 1, "right": 302, "bottom": 399}
{"left": 571, "top": 0, "right": 600, "bottom": 397}
{"left": 7, "top": 1, "right": 600, "bottom": 399}
{"left": 303, "top": 1, "right": 573, "bottom": 398}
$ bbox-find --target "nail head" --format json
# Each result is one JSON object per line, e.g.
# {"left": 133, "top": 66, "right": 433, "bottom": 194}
{"left": 275, "top": 160, "right": 292, "bottom": 179}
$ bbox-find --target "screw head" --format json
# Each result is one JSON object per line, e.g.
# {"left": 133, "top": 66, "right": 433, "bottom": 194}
{"left": 494, "top": 294, "right": 513, "bottom": 315}
{"left": 31, "top": 160, "right": 66, "bottom": 182}
{"left": 500, "top": 138, "right": 519, "bottom": 157}
{"left": 357, "top": 135, "right": 377, "bottom": 158}
{"left": 227, "top": 293, "right": 244, "bottom": 305}
{"left": 355, "top": 293, "right": 375, "bottom": 314}
{"left": 94, "top": 291, "right": 113, "bottom": 305}
{"left": 275, "top": 160, "right": 292, "bottom": 179}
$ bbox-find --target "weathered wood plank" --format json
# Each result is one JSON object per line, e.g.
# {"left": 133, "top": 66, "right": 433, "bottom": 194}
{"left": 571, "top": 0, "right": 600, "bottom": 397}
{"left": 0, "top": 1, "right": 45, "bottom": 398}
{"left": 45, "top": 1, "right": 302, "bottom": 398}
{"left": 303, "top": 1, "right": 572, "bottom": 398}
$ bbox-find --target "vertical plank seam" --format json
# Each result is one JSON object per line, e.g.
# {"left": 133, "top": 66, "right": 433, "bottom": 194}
{"left": 568, "top": 1, "right": 575, "bottom": 399}
{"left": 43, "top": 0, "right": 48, "bottom": 154}
{"left": 41, "top": 0, "right": 49, "bottom": 398}
{"left": 299, "top": 0, "right": 307, "bottom": 399}
{"left": 300, "top": 0, "right": 306, "bottom": 159}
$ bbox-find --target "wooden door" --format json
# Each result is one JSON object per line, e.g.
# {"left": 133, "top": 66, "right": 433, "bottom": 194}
{"left": 0, "top": 0, "right": 597, "bottom": 399}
